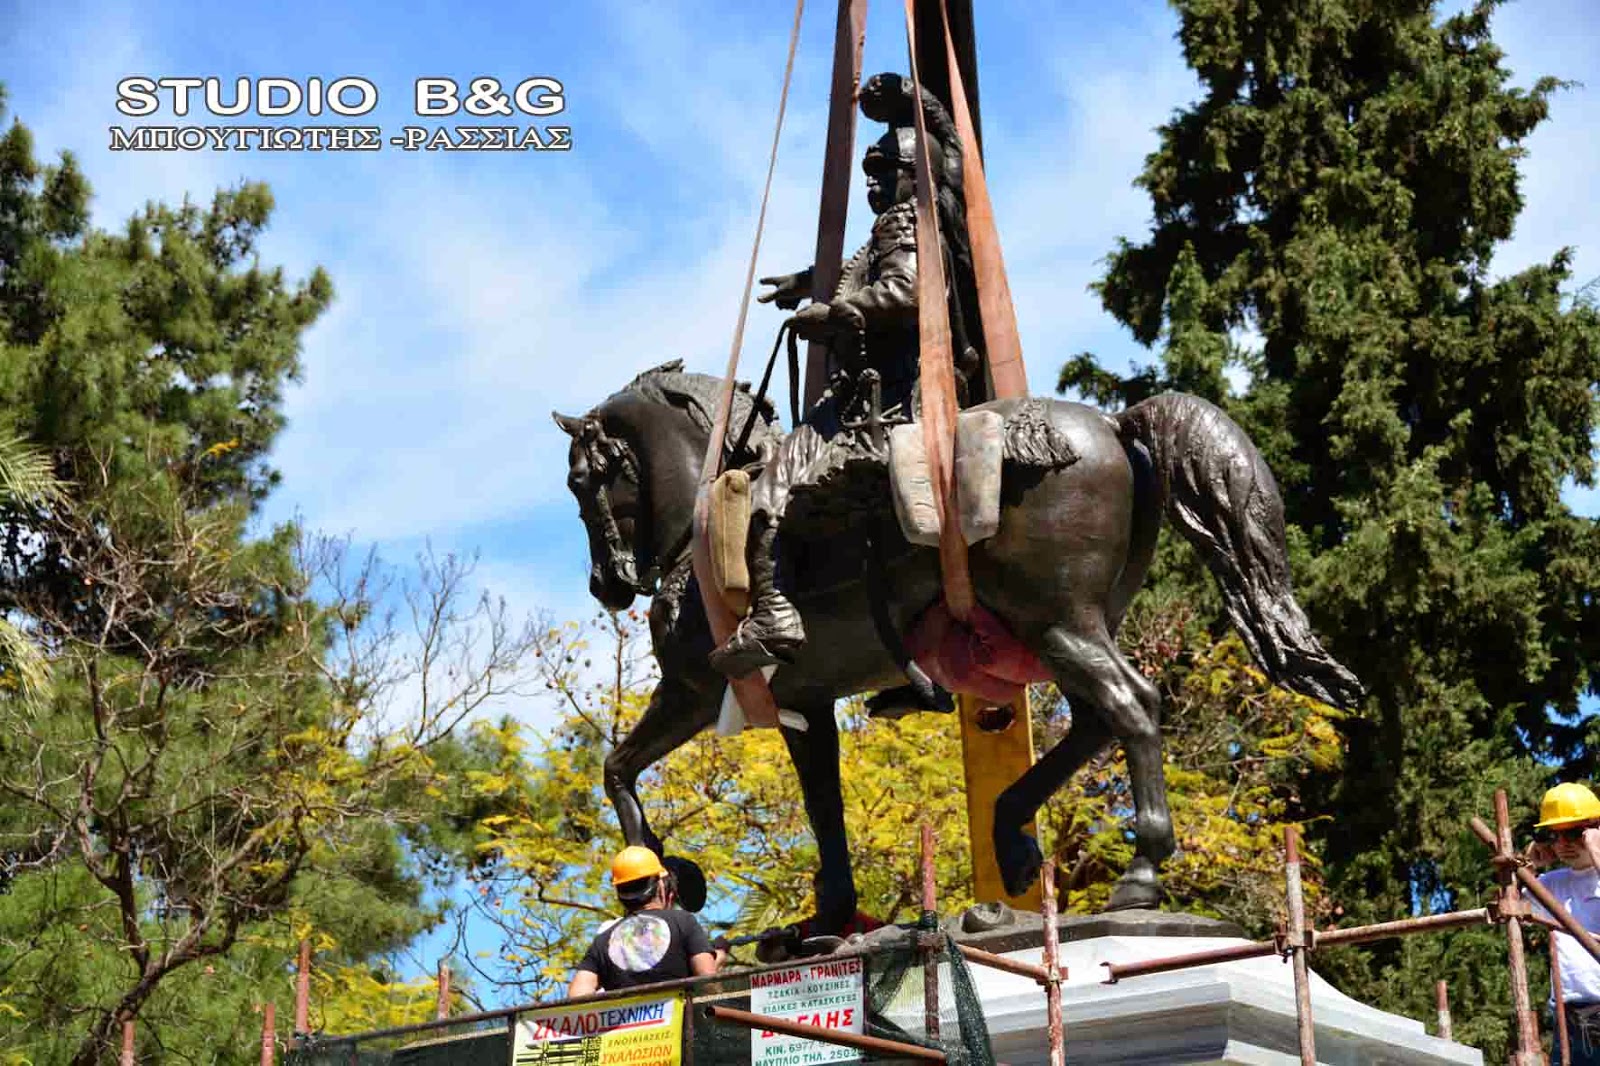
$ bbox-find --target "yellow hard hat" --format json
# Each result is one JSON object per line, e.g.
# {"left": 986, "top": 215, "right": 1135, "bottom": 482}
{"left": 1536, "top": 782, "right": 1600, "bottom": 829}
{"left": 610, "top": 846, "right": 666, "bottom": 887}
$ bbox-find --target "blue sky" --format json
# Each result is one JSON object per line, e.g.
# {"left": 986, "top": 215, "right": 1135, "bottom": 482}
{"left": 2, "top": 0, "right": 1598, "bottom": 1004}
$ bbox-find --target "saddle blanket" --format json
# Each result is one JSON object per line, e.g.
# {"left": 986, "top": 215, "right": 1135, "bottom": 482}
{"left": 888, "top": 409, "right": 1004, "bottom": 547}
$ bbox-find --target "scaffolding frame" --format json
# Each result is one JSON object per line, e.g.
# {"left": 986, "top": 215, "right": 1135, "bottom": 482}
{"left": 259, "top": 789, "right": 1600, "bottom": 1064}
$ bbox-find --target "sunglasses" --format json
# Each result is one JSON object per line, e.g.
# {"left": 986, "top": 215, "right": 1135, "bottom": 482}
{"left": 1542, "top": 826, "right": 1596, "bottom": 843}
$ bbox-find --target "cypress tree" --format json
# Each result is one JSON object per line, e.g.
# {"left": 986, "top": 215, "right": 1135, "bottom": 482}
{"left": 1064, "top": 1, "right": 1600, "bottom": 1050}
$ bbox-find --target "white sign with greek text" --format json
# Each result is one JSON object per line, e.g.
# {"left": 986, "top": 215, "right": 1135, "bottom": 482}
{"left": 748, "top": 955, "right": 866, "bottom": 1065}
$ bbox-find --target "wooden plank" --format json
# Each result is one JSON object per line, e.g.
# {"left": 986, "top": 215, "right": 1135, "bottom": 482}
{"left": 804, "top": 0, "right": 869, "bottom": 412}
{"left": 960, "top": 692, "right": 1042, "bottom": 908}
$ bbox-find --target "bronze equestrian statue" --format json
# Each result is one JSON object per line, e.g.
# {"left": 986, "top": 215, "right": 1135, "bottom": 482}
{"left": 553, "top": 75, "right": 1362, "bottom": 933}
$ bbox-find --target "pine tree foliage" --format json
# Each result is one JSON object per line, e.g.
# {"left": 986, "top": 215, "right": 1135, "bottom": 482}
{"left": 0, "top": 93, "right": 534, "bottom": 1063}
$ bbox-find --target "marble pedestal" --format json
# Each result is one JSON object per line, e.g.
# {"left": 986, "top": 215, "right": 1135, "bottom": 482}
{"left": 952, "top": 928, "right": 1483, "bottom": 1065}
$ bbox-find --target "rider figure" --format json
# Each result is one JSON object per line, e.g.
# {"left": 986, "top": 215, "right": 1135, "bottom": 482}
{"left": 708, "top": 73, "right": 980, "bottom": 680}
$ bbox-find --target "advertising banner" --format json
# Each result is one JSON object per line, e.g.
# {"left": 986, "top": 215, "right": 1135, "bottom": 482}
{"left": 748, "top": 956, "right": 866, "bottom": 1065}
{"left": 512, "top": 992, "right": 684, "bottom": 1065}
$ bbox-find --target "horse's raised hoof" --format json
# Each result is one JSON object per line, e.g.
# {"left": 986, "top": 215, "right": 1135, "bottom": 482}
{"left": 663, "top": 856, "right": 707, "bottom": 912}
{"left": 1104, "top": 859, "right": 1163, "bottom": 912}
{"left": 995, "top": 828, "right": 1043, "bottom": 898}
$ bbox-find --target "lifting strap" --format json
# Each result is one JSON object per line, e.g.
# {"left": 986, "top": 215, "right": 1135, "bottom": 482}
{"left": 901, "top": 0, "right": 1028, "bottom": 623}
{"left": 928, "top": 0, "right": 1040, "bottom": 911}
{"left": 803, "top": 0, "right": 870, "bottom": 412}
{"left": 937, "top": 0, "right": 1026, "bottom": 401}
{"left": 692, "top": 0, "right": 806, "bottom": 729}
{"left": 695, "top": 0, "right": 1026, "bottom": 720}
{"left": 903, "top": 0, "right": 976, "bottom": 622}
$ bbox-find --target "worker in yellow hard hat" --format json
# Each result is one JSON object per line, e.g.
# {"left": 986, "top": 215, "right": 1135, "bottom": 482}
{"left": 566, "top": 846, "right": 723, "bottom": 998}
{"left": 1526, "top": 782, "right": 1600, "bottom": 1063}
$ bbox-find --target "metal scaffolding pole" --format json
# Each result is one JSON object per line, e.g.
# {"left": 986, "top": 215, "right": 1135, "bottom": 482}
{"left": 1285, "top": 827, "right": 1316, "bottom": 1066}
{"left": 1041, "top": 859, "right": 1064, "bottom": 1066}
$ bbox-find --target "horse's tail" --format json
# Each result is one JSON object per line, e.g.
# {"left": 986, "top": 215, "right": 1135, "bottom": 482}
{"left": 1111, "top": 393, "right": 1364, "bottom": 709}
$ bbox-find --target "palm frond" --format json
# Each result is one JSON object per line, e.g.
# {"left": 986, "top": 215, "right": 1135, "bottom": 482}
{"left": 0, "top": 435, "right": 63, "bottom": 506}
{"left": 0, "top": 618, "right": 50, "bottom": 696}
{"left": 729, "top": 881, "right": 797, "bottom": 934}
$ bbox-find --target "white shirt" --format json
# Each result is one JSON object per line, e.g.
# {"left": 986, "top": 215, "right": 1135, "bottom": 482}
{"left": 1533, "top": 866, "right": 1600, "bottom": 1005}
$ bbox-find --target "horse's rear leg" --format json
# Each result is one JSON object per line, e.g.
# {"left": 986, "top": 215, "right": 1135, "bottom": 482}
{"left": 779, "top": 702, "right": 858, "bottom": 936}
{"left": 605, "top": 679, "right": 717, "bottom": 854}
{"left": 999, "top": 623, "right": 1173, "bottom": 909}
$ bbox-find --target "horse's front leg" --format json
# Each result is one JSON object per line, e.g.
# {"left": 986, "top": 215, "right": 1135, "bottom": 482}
{"left": 993, "top": 709, "right": 1112, "bottom": 898}
{"left": 779, "top": 700, "right": 858, "bottom": 935}
{"left": 604, "top": 677, "right": 718, "bottom": 861}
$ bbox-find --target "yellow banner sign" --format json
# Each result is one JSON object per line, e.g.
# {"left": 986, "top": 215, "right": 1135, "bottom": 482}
{"left": 512, "top": 992, "right": 684, "bottom": 1065}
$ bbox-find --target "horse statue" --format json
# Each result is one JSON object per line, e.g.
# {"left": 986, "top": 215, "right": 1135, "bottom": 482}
{"left": 553, "top": 360, "right": 1362, "bottom": 932}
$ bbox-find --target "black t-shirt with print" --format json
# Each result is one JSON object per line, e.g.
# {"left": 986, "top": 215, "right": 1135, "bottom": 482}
{"left": 576, "top": 907, "right": 713, "bottom": 990}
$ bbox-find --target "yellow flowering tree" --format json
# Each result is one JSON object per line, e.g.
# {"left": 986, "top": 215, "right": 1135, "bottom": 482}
{"left": 459, "top": 595, "right": 1344, "bottom": 999}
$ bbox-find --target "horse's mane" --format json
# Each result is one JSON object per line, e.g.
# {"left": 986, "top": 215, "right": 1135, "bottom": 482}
{"left": 614, "top": 360, "right": 781, "bottom": 457}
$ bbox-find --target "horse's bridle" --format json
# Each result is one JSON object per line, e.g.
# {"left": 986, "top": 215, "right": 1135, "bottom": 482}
{"left": 573, "top": 418, "right": 691, "bottom": 598}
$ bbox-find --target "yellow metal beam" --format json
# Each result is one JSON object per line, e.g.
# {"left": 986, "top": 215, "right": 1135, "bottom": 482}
{"left": 959, "top": 692, "right": 1042, "bottom": 910}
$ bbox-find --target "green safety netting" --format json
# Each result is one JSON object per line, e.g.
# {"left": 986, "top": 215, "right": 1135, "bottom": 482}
{"left": 288, "top": 1017, "right": 508, "bottom": 1066}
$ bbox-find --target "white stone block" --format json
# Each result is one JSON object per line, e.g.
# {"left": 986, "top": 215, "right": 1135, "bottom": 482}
{"left": 893, "top": 934, "right": 1483, "bottom": 1064}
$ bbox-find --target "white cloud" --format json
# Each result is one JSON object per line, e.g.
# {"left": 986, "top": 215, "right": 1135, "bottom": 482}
{"left": 10, "top": 4, "right": 229, "bottom": 229}
{"left": 982, "top": 9, "right": 1198, "bottom": 388}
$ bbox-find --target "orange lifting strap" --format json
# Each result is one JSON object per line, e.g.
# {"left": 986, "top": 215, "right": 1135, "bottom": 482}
{"left": 903, "top": 0, "right": 974, "bottom": 621}
{"left": 692, "top": 0, "right": 807, "bottom": 729}
{"left": 902, "top": 0, "right": 1029, "bottom": 622}
{"left": 934, "top": 0, "right": 1027, "bottom": 402}
{"left": 804, "top": 1, "right": 1024, "bottom": 409}
{"left": 803, "top": 0, "right": 869, "bottom": 412}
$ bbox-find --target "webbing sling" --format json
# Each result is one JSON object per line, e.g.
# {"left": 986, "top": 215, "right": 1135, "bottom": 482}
{"left": 903, "top": 0, "right": 976, "bottom": 622}
{"left": 691, "top": 0, "right": 806, "bottom": 729}
{"left": 937, "top": 0, "right": 1026, "bottom": 400}
{"left": 927, "top": 0, "right": 1040, "bottom": 910}
{"left": 802, "top": 0, "right": 870, "bottom": 413}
